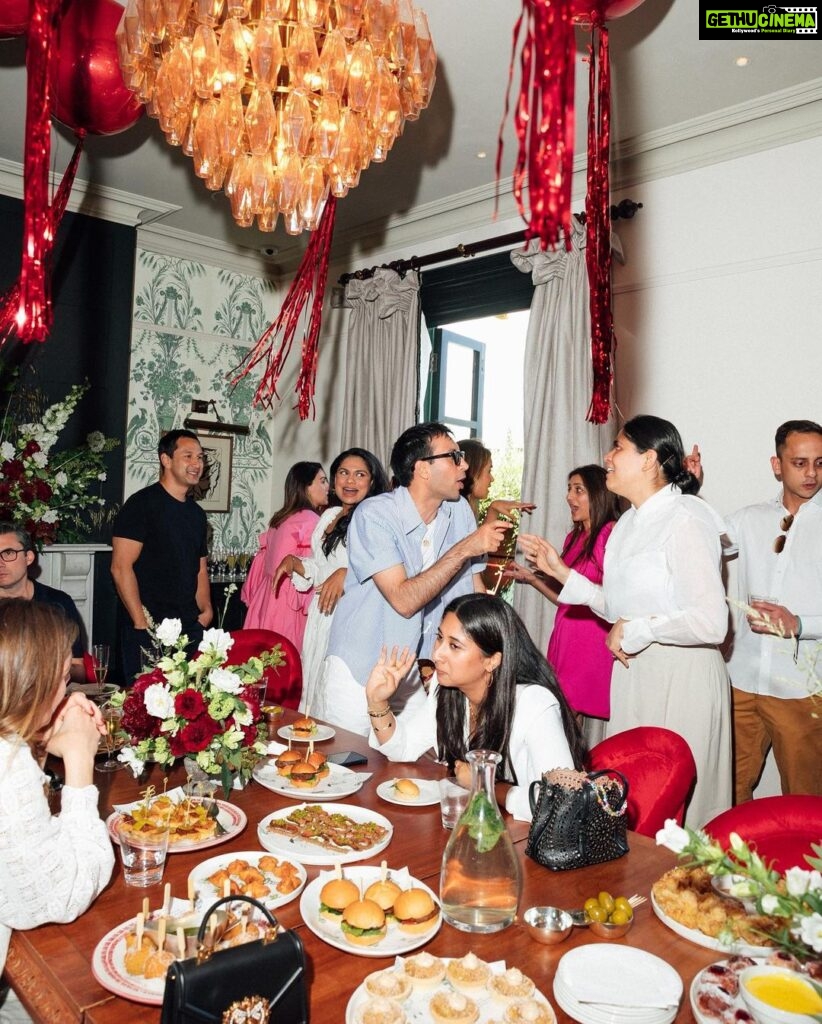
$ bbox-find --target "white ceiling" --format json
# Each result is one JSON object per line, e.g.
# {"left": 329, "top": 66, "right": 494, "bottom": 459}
{"left": 1, "top": 1, "right": 820, "bottom": 265}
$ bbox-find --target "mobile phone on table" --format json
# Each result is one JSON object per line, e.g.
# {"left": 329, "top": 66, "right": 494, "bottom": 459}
{"left": 328, "top": 751, "right": 368, "bottom": 767}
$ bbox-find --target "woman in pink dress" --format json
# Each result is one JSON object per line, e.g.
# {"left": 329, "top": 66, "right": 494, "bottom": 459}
{"left": 506, "top": 465, "right": 619, "bottom": 726}
{"left": 241, "top": 462, "right": 329, "bottom": 650}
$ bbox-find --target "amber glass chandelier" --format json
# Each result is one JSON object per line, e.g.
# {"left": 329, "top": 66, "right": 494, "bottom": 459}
{"left": 116, "top": 0, "right": 436, "bottom": 234}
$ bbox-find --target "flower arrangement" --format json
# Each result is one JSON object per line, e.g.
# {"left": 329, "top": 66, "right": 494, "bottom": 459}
{"left": 0, "top": 381, "right": 119, "bottom": 546}
{"left": 656, "top": 819, "right": 822, "bottom": 958}
{"left": 113, "top": 619, "right": 284, "bottom": 796}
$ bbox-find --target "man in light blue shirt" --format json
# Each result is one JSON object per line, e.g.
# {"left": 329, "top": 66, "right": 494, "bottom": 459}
{"left": 320, "top": 423, "right": 510, "bottom": 734}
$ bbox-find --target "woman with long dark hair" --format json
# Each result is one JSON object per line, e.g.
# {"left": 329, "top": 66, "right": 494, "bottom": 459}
{"left": 272, "top": 448, "right": 389, "bottom": 713}
{"left": 364, "top": 594, "right": 585, "bottom": 820}
{"left": 241, "top": 461, "right": 329, "bottom": 650}
{"left": 520, "top": 415, "right": 732, "bottom": 826}
{"left": 506, "top": 465, "right": 619, "bottom": 730}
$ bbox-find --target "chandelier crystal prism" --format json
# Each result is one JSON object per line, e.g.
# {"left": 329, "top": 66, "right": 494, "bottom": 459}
{"left": 116, "top": 0, "right": 436, "bottom": 234}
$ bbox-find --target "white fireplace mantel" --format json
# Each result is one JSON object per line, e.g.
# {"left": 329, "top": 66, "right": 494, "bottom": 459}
{"left": 36, "top": 543, "right": 110, "bottom": 645}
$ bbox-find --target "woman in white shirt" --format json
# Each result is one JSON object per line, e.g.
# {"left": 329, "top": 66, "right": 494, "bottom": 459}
{"left": 364, "top": 594, "right": 584, "bottom": 821}
{"left": 520, "top": 415, "right": 732, "bottom": 827}
{"left": 0, "top": 600, "right": 114, "bottom": 1009}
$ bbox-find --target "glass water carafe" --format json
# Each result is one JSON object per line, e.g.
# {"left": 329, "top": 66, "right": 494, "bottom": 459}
{"left": 439, "top": 749, "right": 522, "bottom": 933}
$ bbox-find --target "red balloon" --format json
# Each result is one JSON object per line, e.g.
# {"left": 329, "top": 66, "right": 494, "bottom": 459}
{"left": 572, "top": 0, "right": 646, "bottom": 22}
{"left": 49, "top": 0, "right": 143, "bottom": 135}
{"left": 0, "top": 0, "right": 29, "bottom": 35}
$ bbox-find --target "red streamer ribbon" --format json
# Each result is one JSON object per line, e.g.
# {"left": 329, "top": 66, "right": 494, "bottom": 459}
{"left": 0, "top": 133, "right": 85, "bottom": 349}
{"left": 231, "top": 197, "right": 337, "bottom": 420}
{"left": 584, "top": 19, "right": 614, "bottom": 424}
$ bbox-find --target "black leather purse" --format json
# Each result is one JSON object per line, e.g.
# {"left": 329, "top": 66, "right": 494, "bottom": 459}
{"left": 526, "top": 767, "right": 629, "bottom": 871}
{"left": 160, "top": 895, "right": 308, "bottom": 1024}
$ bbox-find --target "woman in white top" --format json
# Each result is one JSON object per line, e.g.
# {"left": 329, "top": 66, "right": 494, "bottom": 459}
{"left": 273, "top": 448, "right": 389, "bottom": 714}
{"left": 520, "top": 415, "right": 732, "bottom": 827}
{"left": 0, "top": 599, "right": 114, "bottom": 1010}
{"left": 363, "top": 594, "right": 584, "bottom": 821}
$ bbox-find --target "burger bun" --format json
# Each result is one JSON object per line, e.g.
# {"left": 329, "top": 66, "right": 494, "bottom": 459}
{"left": 393, "top": 888, "right": 439, "bottom": 935}
{"left": 341, "top": 899, "right": 387, "bottom": 947}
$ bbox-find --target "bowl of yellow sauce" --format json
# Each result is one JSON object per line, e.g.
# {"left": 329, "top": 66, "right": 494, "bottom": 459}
{"left": 740, "top": 966, "right": 822, "bottom": 1024}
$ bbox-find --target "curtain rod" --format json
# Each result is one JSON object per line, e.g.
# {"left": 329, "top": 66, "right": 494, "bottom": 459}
{"left": 338, "top": 199, "right": 643, "bottom": 286}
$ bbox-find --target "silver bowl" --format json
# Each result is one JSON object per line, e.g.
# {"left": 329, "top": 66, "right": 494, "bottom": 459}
{"left": 587, "top": 916, "right": 633, "bottom": 940}
{"left": 523, "top": 906, "right": 573, "bottom": 945}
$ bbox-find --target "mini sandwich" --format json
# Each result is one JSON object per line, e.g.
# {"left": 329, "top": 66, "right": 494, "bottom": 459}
{"left": 274, "top": 749, "right": 302, "bottom": 778}
{"left": 319, "top": 877, "right": 360, "bottom": 921}
{"left": 391, "top": 778, "right": 420, "bottom": 801}
{"left": 288, "top": 760, "right": 320, "bottom": 788}
{"left": 341, "top": 898, "right": 387, "bottom": 947}
{"left": 392, "top": 888, "right": 439, "bottom": 935}
{"left": 364, "top": 878, "right": 403, "bottom": 919}
{"left": 291, "top": 716, "right": 317, "bottom": 739}
{"left": 307, "top": 750, "right": 329, "bottom": 779}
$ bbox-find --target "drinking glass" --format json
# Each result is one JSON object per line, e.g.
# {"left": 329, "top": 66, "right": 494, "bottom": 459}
{"left": 438, "top": 776, "right": 469, "bottom": 829}
{"left": 91, "top": 643, "right": 110, "bottom": 693}
{"left": 118, "top": 821, "right": 170, "bottom": 887}
{"left": 96, "top": 705, "right": 123, "bottom": 773}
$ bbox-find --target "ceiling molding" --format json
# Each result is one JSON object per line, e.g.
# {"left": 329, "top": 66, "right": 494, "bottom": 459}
{"left": 136, "top": 221, "right": 285, "bottom": 276}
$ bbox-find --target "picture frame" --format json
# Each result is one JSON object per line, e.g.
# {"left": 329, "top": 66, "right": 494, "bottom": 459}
{"left": 194, "top": 433, "right": 233, "bottom": 513}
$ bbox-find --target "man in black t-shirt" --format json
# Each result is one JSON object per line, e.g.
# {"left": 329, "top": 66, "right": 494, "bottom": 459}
{"left": 111, "top": 430, "right": 213, "bottom": 682}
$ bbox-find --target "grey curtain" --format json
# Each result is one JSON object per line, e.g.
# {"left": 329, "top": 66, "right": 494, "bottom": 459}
{"left": 510, "top": 221, "right": 613, "bottom": 651}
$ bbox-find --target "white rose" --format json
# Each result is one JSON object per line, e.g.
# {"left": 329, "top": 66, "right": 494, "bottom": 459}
{"left": 41, "top": 510, "right": 59, "bottom": 524}
{"left": 786, "top": 867, "right": 812, "bottom": 897}
{"left": 118, "top": 747, "right": 145, "bottom": 777}
{"left": 198, "top": 628, "right": 234, "bottom": 658}
{"left": 155, "top": 618, "right": 182, "bottom": 646}
{"left": 0, "top": 441, "right": 13, "bottom": 460}
{"left": 31, "top": 451, "right": 48, "bottom": 468}
{"left": 55, "top": 471, "right": 68, "bottom": 488}
{"left": 760, "top": 894, "right": 780, "bottom": 914}
{"left": 209, "top": 667, "right": 243, "bottom": 695}
{"left": 144, "top": 682, "right": 175, "bottom": 719}
{"left": 799, "top": 912, "right": 822, "bottom": 953}
{"left": 655, "top": 819, "right": 690, "bottom": 854}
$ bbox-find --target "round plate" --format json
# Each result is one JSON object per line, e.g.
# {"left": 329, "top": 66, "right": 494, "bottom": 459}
{"left": 277, "top": 723, "right": 335, "bottom": 743}
{"left": 92, "top": 919, "right": 166, "bottom": 1006}
{"left": 253, "top": 760, "right": 365, "bottom": 801}
{"left": 301, "top": 865, "right": 441, "bottom": 959}
{"left": 689, "top": 957, "right": 767, "bottom": 1024}
{"left": 187, "top": 851, "right": 307, "bottom": 912}
{"left": 555, "top": 944, "right": 683, "bottom": 1018}
{"left": 345, "top": 959, "right": 555, "bottom": 1022}
{"left": 376, "top": 778, "right": 440, "bottom": 807}
{"left": 257, "top": 802, "right": 393, "bottom": 865}
{"left": 106, "top": 800, "right": 247, "bottom": 853}
{"left": 651, "top": 890, "right": 774, "bottom": 959}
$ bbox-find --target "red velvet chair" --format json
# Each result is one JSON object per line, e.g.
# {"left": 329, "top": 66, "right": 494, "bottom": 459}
{"left": 704, "top": 796, "right": 822, "bottom": 873}
{"left": 226, "top": 629, "right": 303, "bottom": 710}
{"left": 586, "top": 727, "right": 697, "bottom": 838}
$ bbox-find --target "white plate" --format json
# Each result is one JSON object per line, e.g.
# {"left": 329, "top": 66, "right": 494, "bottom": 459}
{"left": 257, "top": 802, "right": 393, "bottom": 865}
{"left": 651, "top": 890, "right": 774, "bottom": 959}
{"left": 689, "top": 957, "right": 768, "bottom": 1024}
{"left": 92, "top": 919, "right": 167, "bottom": 1006}
{"left": 345, "top": 958, "right": 556, "bottom": 1022}
{"left": 253, "top": 760, "right": 367, "bottom": 801}
{"left": 106, "top": 800, "right": 247, "bottom": 853}
{"left": 187, "top": 851, "right": 307, "bottom": 912}
{"left": 376, "top": 778, "right": 441, "bottom": 807}
{"left": 301, "top": 865, "right": 441, "bottom": 959}
{"left": 556, "top": 945, "right": 682, "bottom": 1014}
{"left": 553, "top": 977, "right": 673, "bottom": 1024}
{"left": 278, "top": 723, "right": 335, "bottom": 743}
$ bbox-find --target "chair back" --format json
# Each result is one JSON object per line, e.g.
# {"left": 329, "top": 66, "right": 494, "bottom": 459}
{"left": 586, "top": 726, "right": 697, "bottom": 837}
{"left": 226, "top": 629, "right": 302, "bottom": 710}
{"left": 704, "top": 795, "right": 822, "bottom": 873}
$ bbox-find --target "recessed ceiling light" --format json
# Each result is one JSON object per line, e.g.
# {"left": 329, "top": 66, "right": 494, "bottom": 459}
{"left": 735, "top": 56, "right": 750, "bottom": 66}
{"left": 476, "top": 150, "right": 487, "bottom": 159}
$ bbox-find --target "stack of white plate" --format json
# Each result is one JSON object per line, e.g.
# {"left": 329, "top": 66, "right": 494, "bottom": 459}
{"left": 554, "top": 945, "right": 683, "bottom": 1024}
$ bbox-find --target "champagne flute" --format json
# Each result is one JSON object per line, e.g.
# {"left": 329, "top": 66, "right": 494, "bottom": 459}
{"left": 92, "top": 643, "right": 110, "bottom": 695}
{"left": 96, "top": 705, "right": 123, "bottom": 772}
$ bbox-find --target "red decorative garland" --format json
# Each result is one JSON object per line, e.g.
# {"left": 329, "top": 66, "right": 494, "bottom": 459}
{"left": 231, "top": 197, "right": 337, "bottom": 420}
{"left": 584, "top": 18, "right": 614, "bottom": 424}
{"left": 0, "top": 134, "right": 85, "bottom": 349}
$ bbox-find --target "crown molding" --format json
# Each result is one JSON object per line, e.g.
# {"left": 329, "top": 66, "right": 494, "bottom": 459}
{"left": 135, "top": 220, "right": 284, "bottom": 276}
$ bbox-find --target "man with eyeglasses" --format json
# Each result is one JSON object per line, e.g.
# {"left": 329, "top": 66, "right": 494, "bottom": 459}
{"left": 0, "top": 521, "right": 87, "bottom": 678}
{"left": 725, "top": 419, "right": 822, "bottom": 800}
{"left": 322, "top": 422, "right": 510, "bottom": 735}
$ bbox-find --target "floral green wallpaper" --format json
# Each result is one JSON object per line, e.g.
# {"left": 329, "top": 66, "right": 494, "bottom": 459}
{"left": 125, "top": 250, "right": 278, "bottom": 551}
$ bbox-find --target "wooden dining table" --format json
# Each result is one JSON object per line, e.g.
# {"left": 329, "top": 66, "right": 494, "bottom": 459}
{"left": 6, "top": 710, "right": 720, "bottom": 1023}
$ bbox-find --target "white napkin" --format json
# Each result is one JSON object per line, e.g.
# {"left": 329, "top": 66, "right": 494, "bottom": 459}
{"left": 560, "top": 947, "right": 682, "bottom": 1009}
{"left": 266, "top": 741, "right": 287, "bottom": 755}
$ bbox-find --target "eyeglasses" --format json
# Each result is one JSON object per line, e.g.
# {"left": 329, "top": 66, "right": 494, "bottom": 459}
{"left": 0, "top": 547, "right": 25, "bottom": 563}
{"left": 773, "top": 514, "right": 794, "bottom": 554}
{"left": 421, "top": 450, "right": 466, "bottom": 467}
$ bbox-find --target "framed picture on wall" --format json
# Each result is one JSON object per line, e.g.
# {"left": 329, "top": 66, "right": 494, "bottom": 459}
{"left": 194, "top": 433, "right": 233, "bottom": 513}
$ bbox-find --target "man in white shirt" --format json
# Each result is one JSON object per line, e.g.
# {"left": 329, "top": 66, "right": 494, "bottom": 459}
{"left": 726, "top": 420, "right": 822, "bottom": 801}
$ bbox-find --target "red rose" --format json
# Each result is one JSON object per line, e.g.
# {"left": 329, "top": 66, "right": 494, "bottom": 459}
{"left": 2, "top": 460, "right": 24, "bottom": 481}
{"left": 176, "top": 715, "right": 220, "bottom": 754}
{"left": 34, "top": 479, "right": 53, "bottom": 501}
{"left": 175, "top": 688, "right": 207, "bottom": 720}
{"left": 121, "top": 690, "right": 162, "bottom": 741}
{"left": 21, "top": 440, "right": 40, "bottom": 458}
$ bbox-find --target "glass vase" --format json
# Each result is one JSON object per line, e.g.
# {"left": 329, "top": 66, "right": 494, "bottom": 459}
{"left": 439, "top": 749, "right": 522, "bottom": 933}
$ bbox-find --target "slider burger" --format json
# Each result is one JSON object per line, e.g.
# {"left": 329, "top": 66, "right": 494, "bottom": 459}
{"left": 392, "top": 888, "right": 439, "bottom": 935}
{"left": 363, "top": 878, "right": 403, "bottom": 918}
{"left": 319, "top": 877, "right": 360, "bottom": 921}
{"left": 288, "top": 760, "right": 320, "bottom": 789}
{"left": 306, "top": 750, "right": 329, "bottom": 780}
{"left": 341, "top": 898, "right": 387, "bottom": 947}
{"left": 291, "top": 716, "right": 317, "bottom": 739}
{"left": 391, "top": 778, "right": 420, "bottom": 801}
{"left": 274, "top": 749, "right": 302, "bottom": 778}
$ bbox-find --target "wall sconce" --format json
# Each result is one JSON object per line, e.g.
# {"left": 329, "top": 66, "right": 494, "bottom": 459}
{"left": 184, "top": 399, "right": 249, "bottom": 437}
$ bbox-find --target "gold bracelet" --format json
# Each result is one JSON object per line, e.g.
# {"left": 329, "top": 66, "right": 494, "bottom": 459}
{"left": 367, "top": 704, "right": 392, "bottom": 718}
{"left": 372, "top": 718, "right": 395, "bottom": 734}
